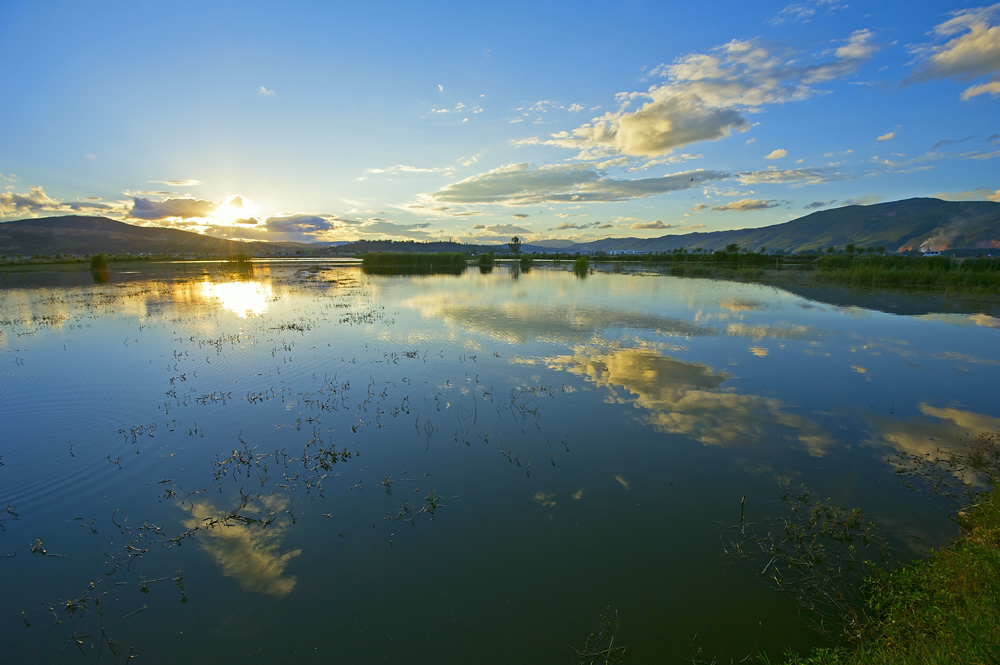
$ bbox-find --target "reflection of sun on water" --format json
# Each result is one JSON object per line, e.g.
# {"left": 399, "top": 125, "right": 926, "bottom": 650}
{"left": 200, "top": 279, "right": 273, "bottom": 317}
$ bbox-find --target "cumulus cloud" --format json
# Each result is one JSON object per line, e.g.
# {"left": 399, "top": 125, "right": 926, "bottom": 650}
{"left": 911, "top": 4, "right": 1000, "bottom": 100}
{"left": 691, "top": 203, "right": 709, "bottom": 211}
{"left": 130, "top": 196, "right": 218, "bottom": 220}
{"left": 259, "top": 86, "right": 276, "bottom": 97}
{"left": 0, "top": 185, "right": 61, "bottom": 216}
{"left": 764, "top": 149, "right": 788, "bottom": 160}
{"left": 470, "top": 223, "right": 531, "bottom": 236}
{"left": 0, "top": 185, "right": 121, "bottom": 219}
{"left": 424, "top": 163, "right": 728, "bottom": 207}
{"left": 540, "top": 92, "right": 749, "bottom": 157}
{"left": 712, "top": 198, "right": 780, "bottom": 211}
{"left": 630, "top": 220, "right": 676, "bottom": 230}
{"left": 524, "top": 32, "right": 878, "bottom": 160}
{"left": 877, "top": 132, "right": 895, "bottom": 141}
{"left": 553, "top": 221, "right": 606, "bottom": 231}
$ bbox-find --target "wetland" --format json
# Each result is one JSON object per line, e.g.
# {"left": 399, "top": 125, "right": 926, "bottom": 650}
{"left": 1, "top": 259, "right": 998, "bottom": 664}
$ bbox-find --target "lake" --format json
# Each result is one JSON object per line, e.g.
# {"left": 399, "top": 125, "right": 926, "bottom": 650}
{"left": 2, "top": 260, "right": 998, "bottom": 664}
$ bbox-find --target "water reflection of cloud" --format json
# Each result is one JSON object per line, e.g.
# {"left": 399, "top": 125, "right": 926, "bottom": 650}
{"left": 182, "top": 495, "right": 301, "bottom": 597}
{"left": 404, "top": 295, "right": 717, "bottom": 344}
{"left": 720, "top": 299, "right": 765, "bottom": 312}
{"left": 726, "top": 322, "right": 815, "bottom": 341}
{"left": 916, "top": 313, "right": 1000, "bottom": 329}
{"left": 871, "top": 403, "right": 1000, "bottom": 460}
{"left": 542, "top": 342, "right": 832, "bottom": 456}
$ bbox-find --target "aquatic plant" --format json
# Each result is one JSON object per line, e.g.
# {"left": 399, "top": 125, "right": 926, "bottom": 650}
{"left": 573, "top": 256, "right": 590, "bottom": 276}
{"left": 89, "top": 253, "right": 109, "bottom": 271}
{"left": 361, "top": 252, "right": 468, "bottom": 275}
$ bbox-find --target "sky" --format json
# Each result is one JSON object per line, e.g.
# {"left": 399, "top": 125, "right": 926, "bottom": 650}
{"left": 1, "top": 1, "right": 998, "bottom": 246}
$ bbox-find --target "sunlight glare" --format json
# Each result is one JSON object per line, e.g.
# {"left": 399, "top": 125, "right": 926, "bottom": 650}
{"left": 210, "top": 195, "right": 262, "bottom": 226}
{"left": 199, "top": 278, "right": 273, "bottom": 318}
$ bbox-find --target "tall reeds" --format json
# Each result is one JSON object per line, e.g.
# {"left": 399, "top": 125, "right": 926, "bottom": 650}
{"left": 361, "top": 252, "right": 468, "bottom": 275}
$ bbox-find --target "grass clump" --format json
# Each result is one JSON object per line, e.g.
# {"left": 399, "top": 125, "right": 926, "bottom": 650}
{"left": 785, "top": 486, "right": 1000, "bottom": 665}
{"left": 225, "top": 252, "right": 254, "bottom": 267}
{"left": 361, "top": 252, "right": 468, "bottom": 275}
{"left": 776, "top": 431, "right": 1000, "bottom": 665}
{"left": 89, "top": 253, "right": 109, "bottom": 271}
{"left": 573, "top": 256, "right": 590, "bottom": 276}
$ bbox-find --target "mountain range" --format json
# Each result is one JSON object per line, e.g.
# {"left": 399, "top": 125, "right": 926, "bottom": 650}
{"left": 0, "top": 198, "right": 997, "bottom": 258}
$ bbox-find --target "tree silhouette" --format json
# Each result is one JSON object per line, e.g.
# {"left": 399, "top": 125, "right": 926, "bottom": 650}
{"left": 508, "top": 236, "right": 521, "bottom": 256}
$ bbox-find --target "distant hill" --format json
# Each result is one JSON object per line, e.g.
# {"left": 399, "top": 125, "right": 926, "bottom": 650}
{"left": 577, "top": 198, "right": 1000, "bottom": 254}
{"left": 0, "top": 215, "right": 310, "bottom": 257}
{"left": 1, "top": 198, "right": 997, "bottom": 258}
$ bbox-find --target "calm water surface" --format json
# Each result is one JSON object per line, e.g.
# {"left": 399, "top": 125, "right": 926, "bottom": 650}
{"left": 1, "top": 261, "right": 998, "bottom": 664}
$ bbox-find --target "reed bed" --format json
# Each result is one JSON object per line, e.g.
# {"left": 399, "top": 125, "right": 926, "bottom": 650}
{"left": 361, "top": 252, "right": 468, "bottom": 275}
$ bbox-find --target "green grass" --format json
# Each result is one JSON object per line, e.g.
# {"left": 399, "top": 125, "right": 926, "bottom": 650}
{"left": 360, "top": 252, "right": 468, "bottom": 275}
{"left": 784, "top": 485, "right": 1000, "bottom": 665}
{"left": 573, "top": 256, "right": 590, "bottom": 276}
{"left": 814, "top": 255, "right": 1000, "bottom": 293}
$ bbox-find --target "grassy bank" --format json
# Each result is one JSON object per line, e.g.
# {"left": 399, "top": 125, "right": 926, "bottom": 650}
{"left": 814, "top": 255, "right": 1000, "bottom": 293}
{"left": 784, "top": 485, "right": 1000, "bottom": 665}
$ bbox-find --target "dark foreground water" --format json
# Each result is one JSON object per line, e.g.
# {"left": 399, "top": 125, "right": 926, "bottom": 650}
{"left": 1, "top": 260, "right": 998, "bottom": 664}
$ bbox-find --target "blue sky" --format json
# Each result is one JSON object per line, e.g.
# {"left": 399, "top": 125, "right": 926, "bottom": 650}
{"left": 1, "top": 1, "right": 998, "bottom": 245}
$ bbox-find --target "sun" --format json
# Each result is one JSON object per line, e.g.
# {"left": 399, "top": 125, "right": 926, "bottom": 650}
{"left": 209, "top": 195, "right": 262, "bottom": 226}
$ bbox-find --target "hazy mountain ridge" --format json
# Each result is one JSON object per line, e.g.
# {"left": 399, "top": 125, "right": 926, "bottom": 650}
{"left": 1, "top": 198, "right": 997, "bottom": 257}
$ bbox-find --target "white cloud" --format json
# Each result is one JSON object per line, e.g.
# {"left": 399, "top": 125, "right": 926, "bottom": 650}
{"left": 0, "top": 185, "right": 121, "bottom": 219}
{"left": 148, "top": 179, "right": 202, "bottom": 187}
{"left": 630, "top": 220, "right": 677, "bottom": 230}
{"left": 525, "top": 32, "right": 879, "bottom": 159}
{"left": 961, "top": 79, "right": 1000, "bottom": 99}
{"left": 737, "top": 166, "right": 849, "bottom": 185}
{"left": 712, "top": 198, "right": 781, "bottom": 211}
{"left": 362, "top": 164, "right": 454, "bottom": 178}
{"left": 424, "top": 163, "right": 729, "bottom": 206}
{"left": 258, "top": 86, "right": 276, "bottom": 97}
{"left": 877, "top": 132, "right": 895, "bottom": 141}
{"left": 764, "top": 148, "right": 787, "bottom": 159}
{"left": 911, "top": 4, "right": 1000, "bottom": 100}
{"left": 469, "top": 223, "right": 531, "bottom": 236}
{"left": 0, "top": 185, "right": 60, "bottom": 216}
